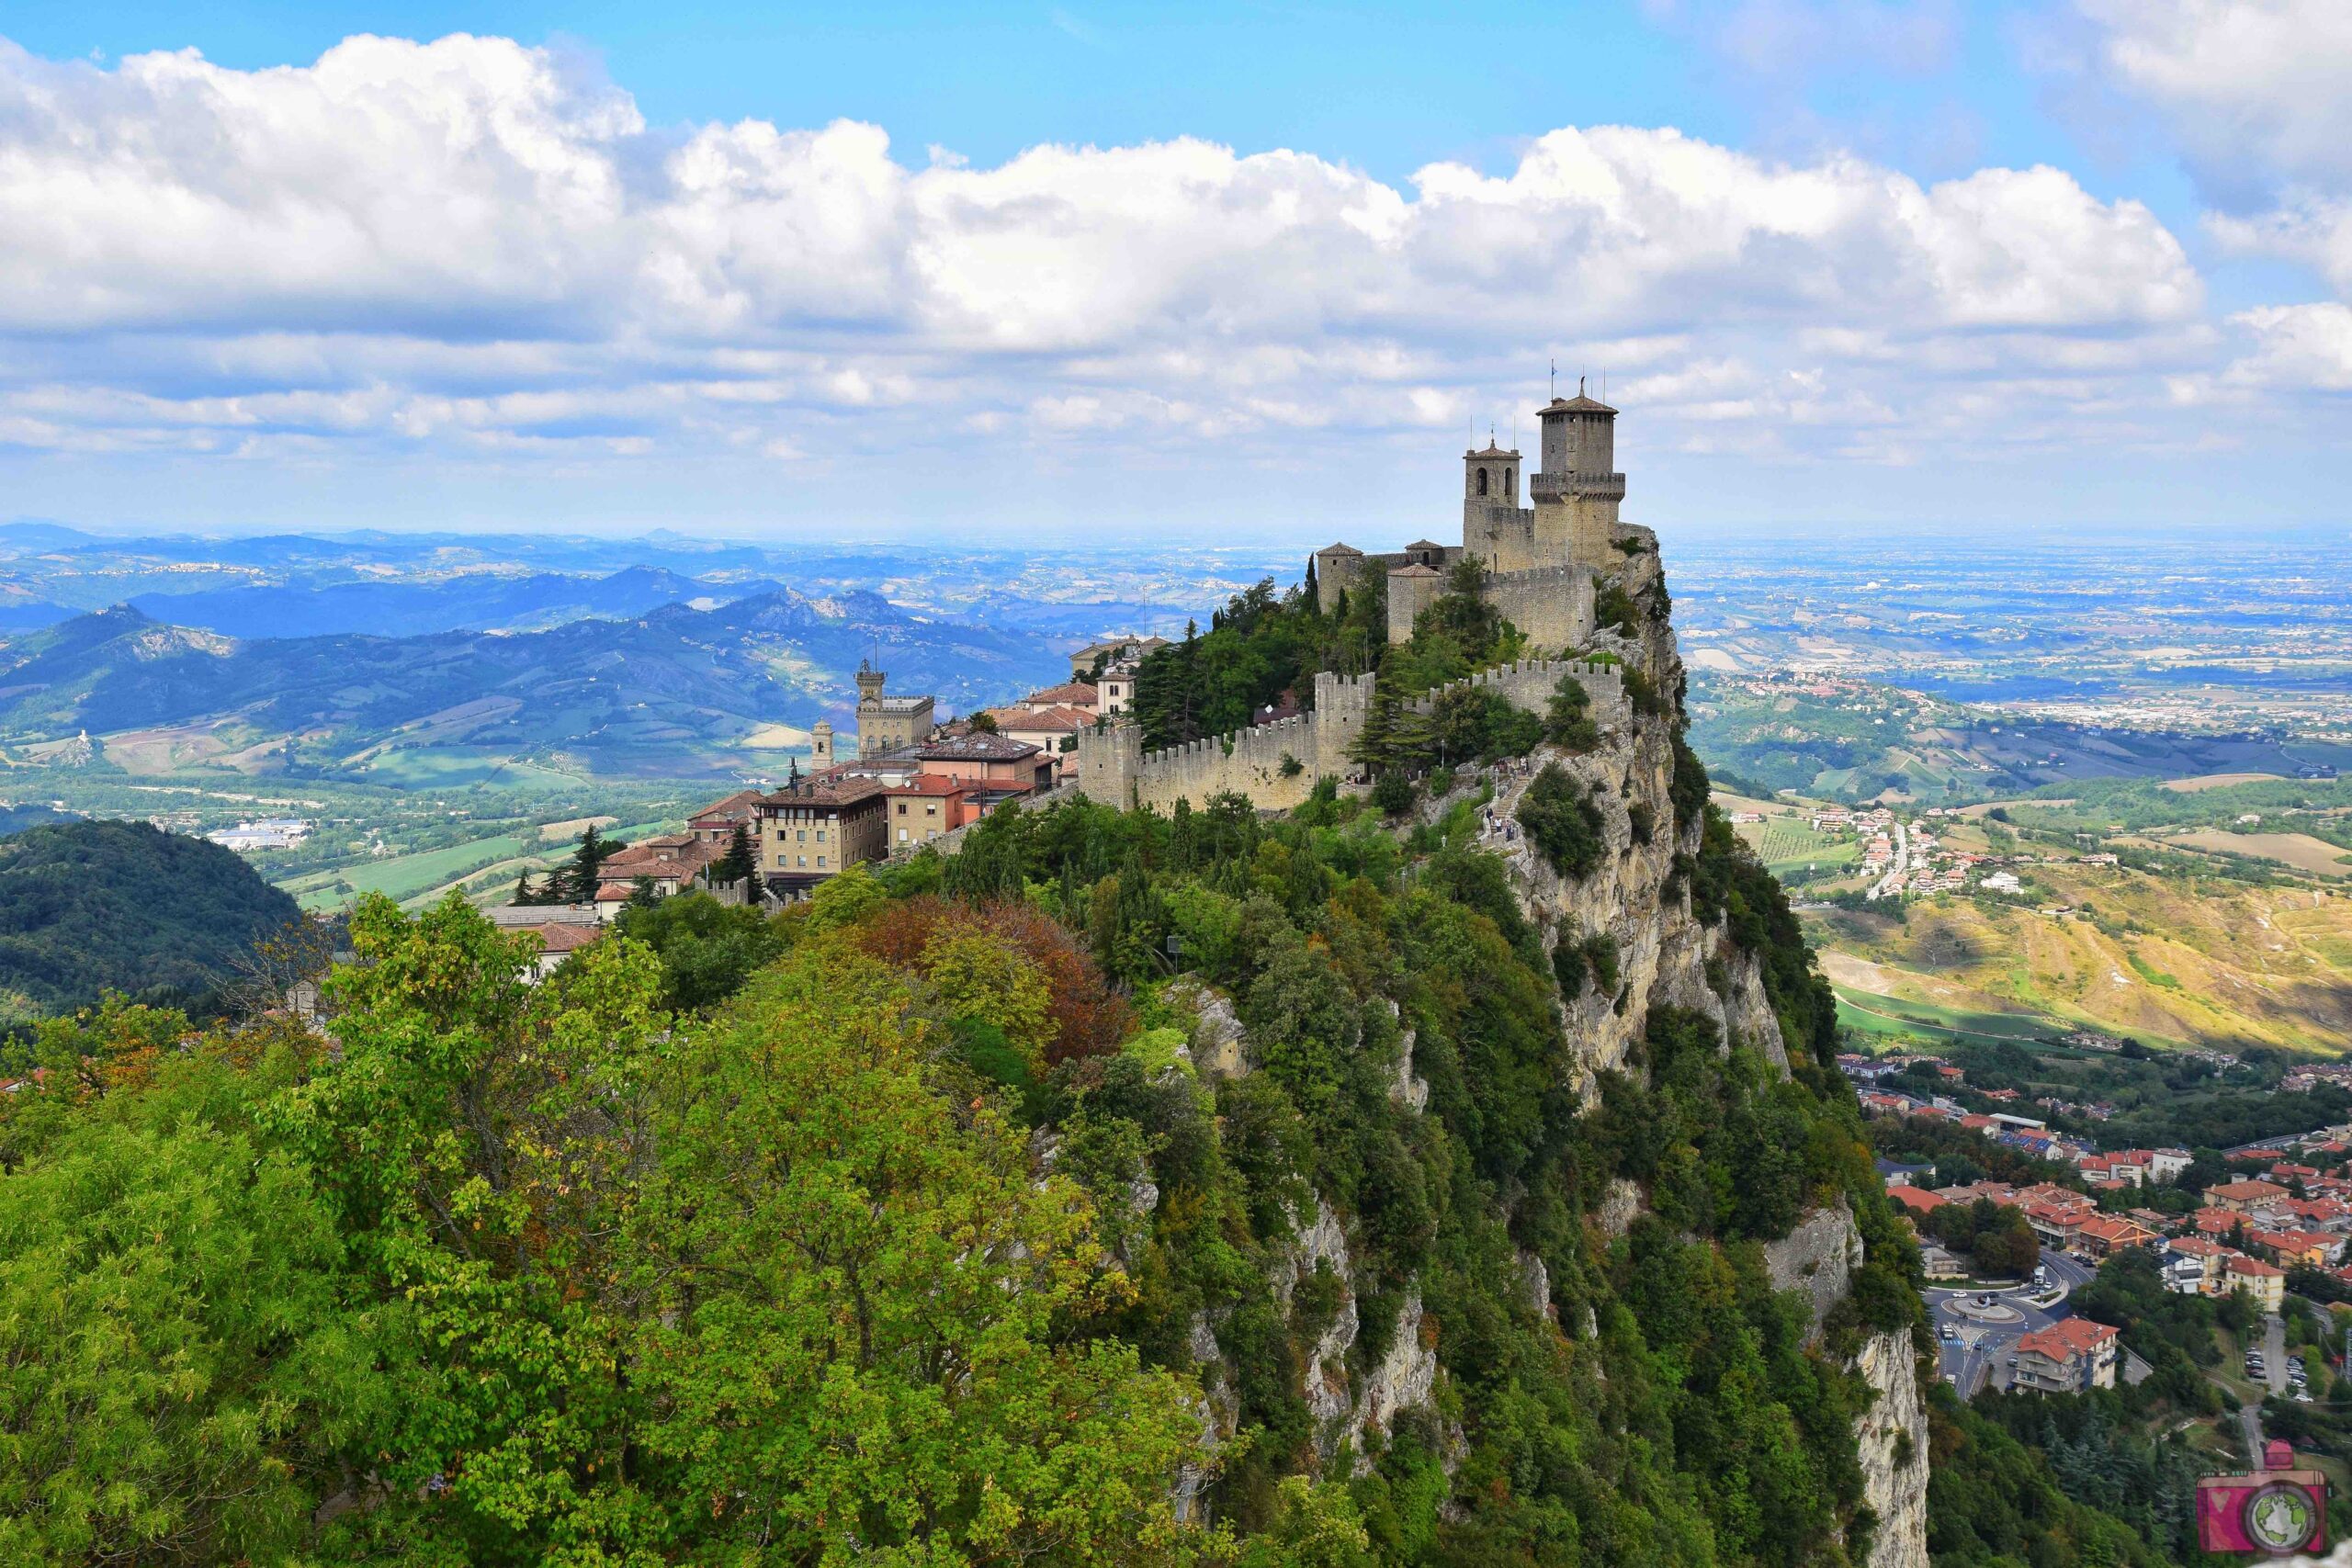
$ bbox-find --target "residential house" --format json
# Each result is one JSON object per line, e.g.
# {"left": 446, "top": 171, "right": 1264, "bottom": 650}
{"left": 1878, "top": 1158, "right": 1936, "bottom": 1190}
{"left": 1068, "top": 635, "right": 1169, "bottom": 681}
{"left": 509, "top": 919, "right": 605, "bottom": 982}
{"left": 1887, "top": 1187, "right": 1949, "bottom": 1220}
{"left": 2025, "top": 1201, "right": 2089, "bottom": 1250}
{"left": 1017, "top": 682, "right": 1101, "bottom": 715}
{"left": 686, "top": 789, "right": 763, "bottom": 845}
{"left": 2163, "top": 1236, "right": 2230, "bottom": 1295}
{"left": 2075, "top": 1214, "right": 2158, "bottom": 1258}
{"left": 881, "top": 774, "right": 988, "bottom": 854}
{"left": 2149, "top": 1147, "right": 2193, "bottom": 1183}
{"left": 594, "top": 833, "right": 729, "bottom": 900}
{"left": 2225, "top": 1254, "right": 2288, "bottom": 1312}
{"left": 2013, "top": 1318, "right": 2120, "bottom": 1393}
{"left": 2209, "top": 1179, "right": 2290, "bottom": 1215}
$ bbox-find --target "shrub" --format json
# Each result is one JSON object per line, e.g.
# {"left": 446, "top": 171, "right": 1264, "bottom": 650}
{"left": 1372, "top": 770, "right": 1418, "bottom": 818}
{"left": 1519, "top": 764, "right": 1606, "bottom": 880}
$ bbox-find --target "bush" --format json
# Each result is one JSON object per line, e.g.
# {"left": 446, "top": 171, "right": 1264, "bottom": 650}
{"left": 1372, "top": 770, "right": 1418, "bottom": 818}
{"left": 1519, "top": 764, "right": 1606, "bottom": 880}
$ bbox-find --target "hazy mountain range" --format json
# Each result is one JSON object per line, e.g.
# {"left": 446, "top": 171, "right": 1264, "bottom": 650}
{"left": 0, "top": 591, "right": 1065, "bottom": 780}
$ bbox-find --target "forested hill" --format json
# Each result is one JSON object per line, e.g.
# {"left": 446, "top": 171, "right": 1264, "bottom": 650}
{"left": 0, "top": 558, "right": 2166, "bottom": 1563}
{"left": 0, "top": 818, "right": 300, "bottom": 1021}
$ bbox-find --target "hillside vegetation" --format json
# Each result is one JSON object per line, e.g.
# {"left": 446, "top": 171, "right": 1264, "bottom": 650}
{"left": 0, "top": 819, "right": 301, "bottom": 1022}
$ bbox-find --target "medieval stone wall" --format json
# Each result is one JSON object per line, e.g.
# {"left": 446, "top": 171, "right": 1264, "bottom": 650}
{"left": 1076, "top": 660, "right": 1623, "bottom": 813}
{"left": 1481, "top": 565, "right": 1599, "bottom": 653}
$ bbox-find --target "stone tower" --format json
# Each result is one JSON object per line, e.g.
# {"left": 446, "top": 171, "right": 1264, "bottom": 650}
{"left": 1530, "top": 380, "right": 1623, "bottom": 571}
{"left": 1463, "top": 439, "right": 1533, "bottom": 572}
{"left": 810, "top": 718, "right": 833, "bottom": 764}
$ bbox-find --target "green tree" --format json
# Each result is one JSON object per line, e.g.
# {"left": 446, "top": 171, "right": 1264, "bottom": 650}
{"left": 715, "top": 823, "right": 759, "bottom": 888}
{"left": 627, "top": 943, "right": 1216, "bottom": 1560}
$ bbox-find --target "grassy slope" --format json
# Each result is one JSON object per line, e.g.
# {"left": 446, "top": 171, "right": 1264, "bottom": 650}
{"left": 1806, "top": 863, "right": 2352, "bottom": 1053}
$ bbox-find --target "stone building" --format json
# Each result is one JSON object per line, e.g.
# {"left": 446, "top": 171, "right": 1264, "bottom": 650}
{"left": 1313, "top": 382, "right": 1625, "bottom": 648}
{"left": 853, "top": 660, "right": 936, "bottom": 759}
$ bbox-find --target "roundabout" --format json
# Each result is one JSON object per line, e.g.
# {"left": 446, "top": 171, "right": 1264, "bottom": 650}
{"left": 1949, "top": 1297, "right": 2026, "bottom": 1327}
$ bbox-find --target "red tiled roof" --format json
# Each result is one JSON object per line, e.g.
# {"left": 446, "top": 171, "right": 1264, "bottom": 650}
{"left": 2018, "top": 1318, "right": 2118, "bottom": 1360}
{"left": 525, "top": 923, "right": 605, "bottom": 953}
{"left": 2211, "top": 1179, "right": 2290, "bottom": 1201}
{"left": 1888, "top": 1186, "right": 1949, "bottom": 1213}
{"left": 2227, "top": 1255, "right": 2286, "bottom": 1278}
{"left": 1023, "top": 682, "right": 1101, "bottom": 708}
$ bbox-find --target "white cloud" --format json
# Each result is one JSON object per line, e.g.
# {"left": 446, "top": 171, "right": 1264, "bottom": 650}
{"left": 2075, "top": 2, "right": 2352, "bottom": 391}
{"left": 2081, "top": 0, "right": 2352, "bottom": 190}
{"left": 0, "top": 29, "right": 2231, "bottom": 488}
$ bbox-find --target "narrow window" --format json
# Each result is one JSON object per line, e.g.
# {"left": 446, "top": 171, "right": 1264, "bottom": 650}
{"left": 1476, "top": 468, "right": 1488, "bottom": 496}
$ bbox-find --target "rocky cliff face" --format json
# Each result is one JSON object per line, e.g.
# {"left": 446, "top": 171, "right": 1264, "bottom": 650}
{"left": 1162, "top": 532, "right": 1929, "bottom": 1562}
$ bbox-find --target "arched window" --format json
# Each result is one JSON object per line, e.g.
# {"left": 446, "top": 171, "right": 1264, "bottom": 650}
{"left": 1476, "top": 468, "right": 1488, "bottom": 496}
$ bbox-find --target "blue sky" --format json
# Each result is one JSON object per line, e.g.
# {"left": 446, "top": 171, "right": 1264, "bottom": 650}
{"left": 0, "top": 2, "right": 2347, "bottom": 542}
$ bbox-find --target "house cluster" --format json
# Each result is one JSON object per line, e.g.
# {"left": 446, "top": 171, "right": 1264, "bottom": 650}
{"left": 1888, "top": 1154, "right": 2352, "bottom": 1315}
{"left": 499, "top": 637, "right": 1184, "bottom": 962}
{"left": 2282, "top": 1061, "right": 2352, "bottom": 1093}
{"left": 1844, "top": 1055, "right": 2105, "bottom": 1164}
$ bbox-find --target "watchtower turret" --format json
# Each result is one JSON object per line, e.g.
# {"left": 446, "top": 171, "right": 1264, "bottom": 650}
{"left": 1530, "top": 379, "right": 1624, "bottom": 570}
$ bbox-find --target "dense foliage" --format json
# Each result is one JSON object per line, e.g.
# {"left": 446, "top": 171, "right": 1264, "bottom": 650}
{"left": 0, "top": 819, "right": 302, "bottom": 1025}
{"left": 0, "top": 705, "right": 1939, "bottom": 1565}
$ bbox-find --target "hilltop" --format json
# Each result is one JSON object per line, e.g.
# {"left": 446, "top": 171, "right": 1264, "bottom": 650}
{"left": 0, "top": 818, "right": 300, "bottom": 1021}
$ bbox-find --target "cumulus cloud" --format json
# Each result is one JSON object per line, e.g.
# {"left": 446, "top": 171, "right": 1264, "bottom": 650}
{"left": 0, "top": 29, "right": 2223, "bottom": 486}
{"left": 2078, "top": 1, "right": 2352, "bottom": 388}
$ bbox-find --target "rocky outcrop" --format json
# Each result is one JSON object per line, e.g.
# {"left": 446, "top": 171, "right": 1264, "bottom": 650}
{"left": 1763, "top": 1201, "right": 1864, "bottom": 1341}
{"left": 1167, "top": 976, "right": 1250, "bottom": 1079}
{"left": 1854, "top": 1329, "right": 1931, "bottom": 1568}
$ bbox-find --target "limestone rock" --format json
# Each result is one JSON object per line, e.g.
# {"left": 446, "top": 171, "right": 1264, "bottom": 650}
{"left": 1168, "top": 977, "right": 1250, "bottom": 1079}
{"left": 1854, "top": 1328, "right": 1931, "bottom": 1568}
{"left": 1763, "top": 1201, "right": 1864, "bottom": 1343}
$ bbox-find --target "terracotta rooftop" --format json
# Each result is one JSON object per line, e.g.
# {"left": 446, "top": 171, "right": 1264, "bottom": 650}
{"left": 1023, "top": 682, "right": 1100, "bottom": 708}
{"left": 2018, "top": 1318, "right": 2118, "bottom": 1360}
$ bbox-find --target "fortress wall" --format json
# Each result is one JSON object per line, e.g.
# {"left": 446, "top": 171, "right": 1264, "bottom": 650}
{"left": 1404, "top": 658, "right": 1625, "bottom": 726}
{"left": 1483, "top": 564, "right": 1597, "bottom": 652}
{"left": 1075, "top": 670, "right": 1376, "bottom": 813}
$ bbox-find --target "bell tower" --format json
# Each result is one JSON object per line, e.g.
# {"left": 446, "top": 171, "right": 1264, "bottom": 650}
{"left": 1463, "top": 435, "right": 1531, "bottom": 572}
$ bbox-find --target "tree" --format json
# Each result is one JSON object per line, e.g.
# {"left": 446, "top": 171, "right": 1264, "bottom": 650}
{"left": 512, "top": 868, "right": 541, "bottom": 906}
{"left": 562, "top": 823, "right": 623, "bottom": 903}
{"left": 1519, "top": 763, "right": 1607, "bottom": 879}
{"left": 615, "top": 889, "right": 790, "bottom": 1013}
{"left": 715, "top": 823, "right": 759, "bottom": 888}
{"left": 626, "top": 942, "right": 1215, "bottom": 1560}
{"left": 1545, "top": 672, "right": 1600, "bottom": 751}
{"left": 969, "top": 708, "right": 1001, "bottom": 734}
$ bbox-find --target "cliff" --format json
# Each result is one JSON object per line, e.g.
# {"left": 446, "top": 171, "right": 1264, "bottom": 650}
{"left": 1059, "top": 528, "right": 1932, "bottom": 1562}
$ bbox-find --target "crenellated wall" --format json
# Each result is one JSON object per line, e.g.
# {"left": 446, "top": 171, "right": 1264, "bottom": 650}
{"left": 1404, "top": 657, "right": 1623, "bottom": 723}
{"left": 1076, "top": 660, "right": 1623, "bottom": 813}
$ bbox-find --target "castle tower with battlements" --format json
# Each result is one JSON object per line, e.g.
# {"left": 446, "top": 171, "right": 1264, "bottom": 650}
{"left": 1309, "top": 386, "right": 1630, "bottom": 649}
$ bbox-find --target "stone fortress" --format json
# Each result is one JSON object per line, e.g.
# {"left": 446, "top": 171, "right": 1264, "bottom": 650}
{"left": 1311, "top": 380, "right": 1625, "bottom": 649}
{"left": 1076, "top": 384, "right": 1649, "bottom": 815}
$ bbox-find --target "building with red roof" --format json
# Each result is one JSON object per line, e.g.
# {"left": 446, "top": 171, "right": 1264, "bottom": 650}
{"left": 2014, "top": 1318, "right": 2120, "bottom": 1393}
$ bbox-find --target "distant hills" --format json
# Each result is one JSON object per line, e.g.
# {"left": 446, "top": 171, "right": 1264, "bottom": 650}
{"left": 0, "top": 590, "right": 1065, "bottom": 779}
{"left": 125, "top": 565, "right": 782, "bottom": 638}
{"left": 0, "top": 819, "right": 302, "bottom": 1021}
